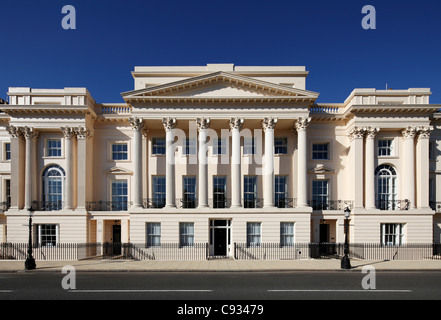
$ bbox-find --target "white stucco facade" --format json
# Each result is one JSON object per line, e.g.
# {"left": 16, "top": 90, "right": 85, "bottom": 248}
{"left": 1, "top": 64, "right": 440, "bottom": 258}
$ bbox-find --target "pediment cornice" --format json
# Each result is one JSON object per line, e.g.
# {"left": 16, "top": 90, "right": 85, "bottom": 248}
{"left": 121, "top": 71, "right": 319, "bottom": 104}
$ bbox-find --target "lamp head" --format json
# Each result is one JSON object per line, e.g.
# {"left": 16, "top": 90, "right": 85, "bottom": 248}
{"left": 344, "top": 207, "right": 351, "bottom": 218}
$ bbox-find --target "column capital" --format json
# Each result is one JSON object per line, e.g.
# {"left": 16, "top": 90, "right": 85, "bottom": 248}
{"left": 229, "top": 117, "right": 244, "bottom": 131}
{"left": 61, "top": 126, "right": 76, "bottom": 140}
{"left": 402, "top": 126, "right": 417, "bottom": 140}
{"left": 416, "top": 125, "right": 433, "bottom": 139}
{"left": 6, "top": 125, "right": 22, "bottom": 138}
{"left": 348, "top": 126, "right": 365, "bottom": 141}
{"left": 22, "top": 127, "right": 39, "bottom": 140}
{"left": 75, "top": 127, "right": 93, "bottom": 140}
{"left": 262, "top": 117, "right": 278, "bottom": 131}
{"left": 295, "top": 117, "right": 311, "bottom": 132}
{"left": 129, "top": 117, "right": 145, "bottom": 131}
{"left": 196, "top": 117, "right": 211, "bottom": 131}
{"left": 365, "top": 126, "right": 380, "bottom": 139}
{"left": 162, "top": 117, "right": 177, "bottom": 131}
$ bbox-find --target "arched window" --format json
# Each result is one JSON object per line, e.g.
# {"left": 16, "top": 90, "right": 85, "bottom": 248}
{"left": 375, "top": 164, "right": 397, "bottom": 210}
{"left": 42, "top": 165, "right": 65, "bottom": 211}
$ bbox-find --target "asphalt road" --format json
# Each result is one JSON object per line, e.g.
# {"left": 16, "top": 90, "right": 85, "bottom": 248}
{"left": 1, "top": 271, "right": 440, "bottom": 302}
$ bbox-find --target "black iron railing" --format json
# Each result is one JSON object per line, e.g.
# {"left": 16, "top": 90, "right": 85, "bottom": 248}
{"left": 209, "top": 198, "right": 231, "bottom": 209}
{"left": 243, "top": 197, "right": 263, "bottom": 209}
{"left": 176, "top": 198, "right": 198, "bottom": 209}
{"left": 308, "top": 200, "right": 354, "bottom": 211}
{"left": 31, "top": 201, "right": 63, "bottom": 211}
{"left": 375, "top": 199, "right": 410, "bottom": 211}
{"left": 143, "top": 198, "right": 166, "bottom": 209}
{"left": 86, "top": 201, "right": 132, "bottom": 211}
{"left": 2, "top": 242, "right": 441, "bottom": 261}
{"left": 275, "top": 198, "right": 296, "bottom": 208}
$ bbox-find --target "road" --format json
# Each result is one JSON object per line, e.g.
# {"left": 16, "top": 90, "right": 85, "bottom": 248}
{"left": 0, "top": 271, "right": 440, "bottom": 302}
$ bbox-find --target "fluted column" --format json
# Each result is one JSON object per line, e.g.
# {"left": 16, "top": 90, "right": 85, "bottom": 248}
{"left": 23, "top": 127, "right": 38, "bottom": 210}
{"left": 295, "top": 117, "right": 310, "bottom": 208}
{"left": 197, "top": 117, "right": 210, "bottom": 208}
{"left": 61, "top": 127, "right": 76, "bottom": 210}
{"left": 75, "top": 127, "right": 92, "bottom": 210}
{"left": 163, "top": 117, "right": 177, "bottom": 208}
{"left": 402, "top": 126, "right": 417, "bottom": 209}
{"left": 130, "top": 117, "right": 145, "bottom": 208}
{"left": 348, "top": 127, "right": 365, "bottom": 209}
{"left": 6, "top": 126, "right": 24, "bottom": 209}
{"left": 365, "top": 127, "right": 379, "bottom": 209}
{"left": 230, "top": 117, "right": 244, "bottom": 208}
{"left": 262, "top": 117, "right": 278, "bottom": 208}
{"left": 416, "top": 126, "right": 433, "bottom": 209}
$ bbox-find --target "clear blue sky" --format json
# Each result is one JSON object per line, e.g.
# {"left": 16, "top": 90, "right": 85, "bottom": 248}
{"left": 1, "top": 0, "right": 440, "bottom": 104}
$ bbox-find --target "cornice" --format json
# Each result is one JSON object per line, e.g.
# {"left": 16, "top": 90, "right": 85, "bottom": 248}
{"left": 0, "top": 104, "right": 97, "bottom": 118}
{"left": 121, "top": 71, "right": 319, "bottom": 103}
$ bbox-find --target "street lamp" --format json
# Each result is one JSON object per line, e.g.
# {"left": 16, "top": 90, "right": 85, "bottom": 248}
{"left": 24, "top": 208, "right": 36, "bottom": 270}
{"left": 341, "top": 207, "right": 351, "bottom": 270}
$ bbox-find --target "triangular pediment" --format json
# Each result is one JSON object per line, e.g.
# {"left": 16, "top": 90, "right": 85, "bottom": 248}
{"left": 121, "top": 72, "right": 319, "bottom": 103}
{"left": 308, "top": 164, "right": 335, "bottom": 174}
{"left": 105, "top": 167, "right": 133, "bottom": 175}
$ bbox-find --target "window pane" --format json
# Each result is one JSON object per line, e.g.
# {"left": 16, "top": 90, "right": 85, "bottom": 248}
{"left": 47, "top": 139, "right": 61, "bottom": 157}
{"left": 152, "top": 138, "right": 166, "bottom": 155}
{"left": 152, "top": 176, "right": 166, "bottom": 208}
{"left": 275, "top": 137, "right": 288, "bottom": 154}
{"left": 247, "top": 222, "right": 261, "bottom": 247}
{"left": 112, "top": 143, "right": 128, "bottom": 160}
{"left": 312, "top": 143, "right": 329, "bottom": 160}
{"left": 183, "top": 176, "right": 197, "bottom": 208}
{"left": 112, "top": 180, "right": 128, "bottom": 210}
{"left": 312, "top": 180, "right": 329, "bottom": 209}
{"left": 280, "top": 222, "right": 294, "bottom": 246}
{"left": 146, "top": 223, "right": 161, "bottom": 247}
{"left": 180, "top": 222, "right": 194, "bottom": 246}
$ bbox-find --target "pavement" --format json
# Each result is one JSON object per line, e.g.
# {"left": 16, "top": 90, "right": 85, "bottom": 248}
{"left": 1, "top": 258, "right": 441, "bottom": 272}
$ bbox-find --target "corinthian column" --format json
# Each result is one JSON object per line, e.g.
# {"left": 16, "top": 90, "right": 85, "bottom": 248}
{"left": 23, "top": 127, "right": 38, "bottom": 210}
{"left": 262, "top": 117, "right": 278, "bottom": 208}
{"left": 230, "top": 117, "right": 244, "bottom": 208}
{"left": 163, "top": 117, "right": 177, "bottom": 208}
{"left": 348, "top": 126, "right": 365, "bottom": 209}
{"left": 365, "top": 127, "right": 379, "bottom": 209}
{"left": 130, "top": 117, "right": 145, "bottom": 208}
{"left": 61, "top": 126, "right": 76, "bottom": 210}
{"left": 295, "top": 117, "right": 310, "bottom": 208}
{"left": 416, "top": 126, "right": 433, "bottom": 209}
{"left": 402, "top": 126, "right": 417, "bottom": 209}
{"left": 197, "top": 117, "right": 210, "bottom": 208}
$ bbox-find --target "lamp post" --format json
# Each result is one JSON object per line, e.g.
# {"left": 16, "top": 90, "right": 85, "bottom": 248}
{"left": 24, "top": 209, "right": 36, "bottom": 270}
{"left": 341, "top": 207, "right": 351, "bottom": 270}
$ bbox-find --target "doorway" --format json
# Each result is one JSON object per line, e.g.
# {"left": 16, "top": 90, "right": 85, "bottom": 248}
{"left": 209, "top": 219, "right": 231, "bottom": 257}
{"left": 113, "top": 225, "right": 121, "bottom": 255}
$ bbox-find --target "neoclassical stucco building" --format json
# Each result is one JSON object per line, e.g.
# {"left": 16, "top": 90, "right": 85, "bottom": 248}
{"left": 0, "top": 64, "right": 440, "bottom": 258}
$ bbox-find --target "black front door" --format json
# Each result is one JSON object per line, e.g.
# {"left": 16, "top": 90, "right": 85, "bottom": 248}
{"left": 113, "top": 225, "right": 121, "bottom": 255}
{"left": 214, "top": 228, "right": 227, "bottom": 256}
